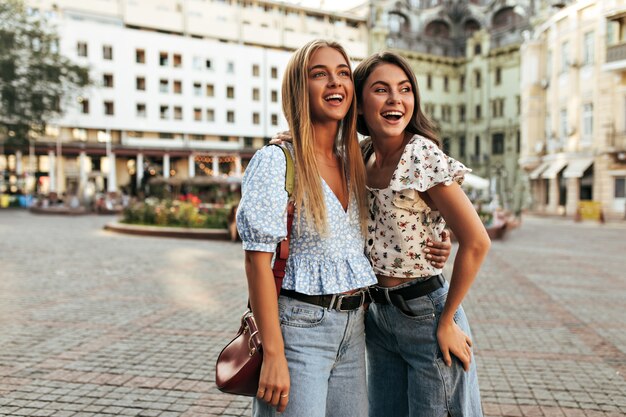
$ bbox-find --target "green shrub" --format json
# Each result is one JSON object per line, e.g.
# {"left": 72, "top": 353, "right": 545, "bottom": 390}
{"left": 121, "top": 199, "right": 228, "bottom": 229}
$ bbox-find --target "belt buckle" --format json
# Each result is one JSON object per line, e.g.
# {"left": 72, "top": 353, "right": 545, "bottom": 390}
{"left": 335, "top": 291, "right": 364, "bottom": 311}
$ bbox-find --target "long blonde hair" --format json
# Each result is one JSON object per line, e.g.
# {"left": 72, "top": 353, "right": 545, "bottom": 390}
{"left": 281, "top": 39, "right": 368, "bottom": 235}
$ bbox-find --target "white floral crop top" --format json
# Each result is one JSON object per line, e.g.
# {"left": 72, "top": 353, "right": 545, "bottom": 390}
{"left": 364, "top": 135, "right": 470, "bottom": 279}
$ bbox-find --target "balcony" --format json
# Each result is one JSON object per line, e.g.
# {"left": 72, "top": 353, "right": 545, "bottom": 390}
{"left": 604, "top": 43, "right": 626, "bottom": 72}
{"left": 608, "top": 131, "right": 626, "bottom": 151}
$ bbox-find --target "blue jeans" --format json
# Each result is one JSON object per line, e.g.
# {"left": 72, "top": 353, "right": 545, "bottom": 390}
{"left": 365, "top": 280, "right": 483, "bottom": 417}
{"left": 253, "top": 295, "right": 368, "bottom": 417}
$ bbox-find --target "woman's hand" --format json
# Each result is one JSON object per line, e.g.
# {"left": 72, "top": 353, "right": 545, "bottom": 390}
{"left": 257, "top": 351, "right": 291, "bottom": 412}
{"left": 436, "top": 319, "right": 473, "bottom": 371}
{"left": 269, "top": 131, "right": 293, "bottom": 145}
{"left": 424, "top": 230, "right": 452, "bottom": 269}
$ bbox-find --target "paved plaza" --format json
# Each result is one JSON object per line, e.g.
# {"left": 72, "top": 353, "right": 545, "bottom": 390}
{"left": 0, "top": 211, "right": 625, "bottom": 417}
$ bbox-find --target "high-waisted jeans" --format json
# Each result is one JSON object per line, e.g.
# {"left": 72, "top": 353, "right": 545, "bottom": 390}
{"left": 253, "top": 295, "right": 367, "bottom": 417}
{"left": 365, "top": 280, "right": 483, "bottom": 417}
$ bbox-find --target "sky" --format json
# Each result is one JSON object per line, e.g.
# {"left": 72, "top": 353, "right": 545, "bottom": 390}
{"left": 278, "top": 0, "right": 367, "bottom": 12}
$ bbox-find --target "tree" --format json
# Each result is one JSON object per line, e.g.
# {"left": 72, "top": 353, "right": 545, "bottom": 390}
{"left": 0, "top": 0, "right": 89, "bottom": 148}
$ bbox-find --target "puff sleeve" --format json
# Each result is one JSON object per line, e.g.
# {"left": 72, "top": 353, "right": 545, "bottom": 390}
{"left": 389, "top": 135, "right": 470, "bottom": 192}
{"left": 236, "top": 145, "right": 289, "bottom": 252}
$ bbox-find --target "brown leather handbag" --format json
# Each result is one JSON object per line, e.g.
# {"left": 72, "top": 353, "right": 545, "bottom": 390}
{"left": 215, "top": 145, "right": 295, "bottom": 397}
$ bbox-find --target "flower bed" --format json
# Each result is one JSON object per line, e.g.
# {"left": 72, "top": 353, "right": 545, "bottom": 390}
{"left": 121, "top": 195, "right": 229, "bottom": 229}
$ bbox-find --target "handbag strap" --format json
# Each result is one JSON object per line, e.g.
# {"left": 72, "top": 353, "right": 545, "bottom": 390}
{"left": 269, "top": 144, "right": 295, "bottom": 297}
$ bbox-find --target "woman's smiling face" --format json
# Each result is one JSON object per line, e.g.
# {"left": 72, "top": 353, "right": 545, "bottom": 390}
{"left": 307, "top": 46, "right": 354, "bottom": 125}
{"left": 358, "top": 63, "right": 415, "bottom": 141}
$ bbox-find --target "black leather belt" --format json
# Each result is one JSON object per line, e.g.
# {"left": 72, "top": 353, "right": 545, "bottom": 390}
{"left": 369, "top": 275, "right": 445, "bottom": 307}
{"left": 280, "top": 289, "right": 370, "bottom": 311}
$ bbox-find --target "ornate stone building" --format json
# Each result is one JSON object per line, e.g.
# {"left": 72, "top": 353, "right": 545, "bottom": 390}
{"left": 369, "top": 0, "right": 535, "bottom": 211}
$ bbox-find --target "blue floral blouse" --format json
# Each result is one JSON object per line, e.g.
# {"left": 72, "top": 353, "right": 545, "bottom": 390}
{"left": 236, "top": 144, "right": 377, "bottom": 295}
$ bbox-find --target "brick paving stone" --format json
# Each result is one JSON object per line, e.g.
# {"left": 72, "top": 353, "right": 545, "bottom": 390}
{"left": 1, "top": 212, "right": 625, "bottom": 416}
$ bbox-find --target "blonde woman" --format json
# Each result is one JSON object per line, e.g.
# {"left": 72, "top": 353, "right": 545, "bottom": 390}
{"left": 236, "top": 40, "right": 376, "bottom": 416}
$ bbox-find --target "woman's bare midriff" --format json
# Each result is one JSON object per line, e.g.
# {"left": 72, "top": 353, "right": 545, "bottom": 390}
{"left": 376, "top": 274, "right": 419, "bottom": 288}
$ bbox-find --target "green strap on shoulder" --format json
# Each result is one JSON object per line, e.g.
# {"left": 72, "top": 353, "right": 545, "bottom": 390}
{"left": 270, "top": 144, "right": 295, "bottom": 197}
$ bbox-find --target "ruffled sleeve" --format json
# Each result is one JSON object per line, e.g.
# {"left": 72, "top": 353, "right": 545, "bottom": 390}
{"left": 388, "top": 135, "right": 470, "bottom": 192}
{"left": 236, "top": 145, "right": 290, "bottom": 252}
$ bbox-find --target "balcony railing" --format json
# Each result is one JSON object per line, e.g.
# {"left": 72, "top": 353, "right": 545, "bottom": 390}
{"left": 607, "top": 43, "right": 626, "bottom": 63}
{"left": 608, "top": 131, "right": 626, "bottom": 151}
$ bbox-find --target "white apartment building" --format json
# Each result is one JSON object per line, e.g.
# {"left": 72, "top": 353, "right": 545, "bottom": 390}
{"left": 520, "top": 0, "right": 626, "bottom": 218}
{"left": 1, "top": 0, "right": 368, "bottom": 197}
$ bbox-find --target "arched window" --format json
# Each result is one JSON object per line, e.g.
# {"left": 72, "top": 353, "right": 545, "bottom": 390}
{"left": 424, "top": 20, "right": 450, "bottom": 38}
{"left": 464, "top": 18, "right": 480, "bottom": 36}
{"left": 492, "top": 7, "right": 517, "bottom": 29}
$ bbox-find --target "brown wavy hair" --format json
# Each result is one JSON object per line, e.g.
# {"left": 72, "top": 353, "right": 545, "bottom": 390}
{"left": 282, "top": 39, "right": 368, "bottom": 235}
{"left": 353, "top": 51, "right": 439, "bottom": 145}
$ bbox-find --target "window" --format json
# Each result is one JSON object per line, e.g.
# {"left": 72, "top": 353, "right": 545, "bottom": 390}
{"left": 475, "top": 104, "right": 481, "bottom": 120}
{"left": 102, "top": 45, "right": 113, "bottom": 60}
{"left": 252, "top": 64, "right": 260, "bottom": 77}
{"left": 206, "top": 84, "right": 214, "bottom": 97}
{"left": 582, "top": 103, "right": 593, "bottom": 143}
{"left": 174, "top": 106, "right": 183, "bottom": 120}
{"left": 159, "top": 79, "right": 169, "bottom": 93}
{"left": 495, "top": 67, "right": 502, "bottom": 85}
{"left": 492, "top": 133, "right": 504, "bottom": 155}
{"left": 271, "top": 90, "right": 278, "bottom": 102}
{"left": 159, "top": 52, "right": 169, "bottom": 66}
{"left": 136, "top": 48, "right": 145, "bottom": 64}
{"left": 516, "top": 95, "right": 520, "bottom": 115}
{"left": 474, "top": 43, "right": 481, "bottom": 55}
{"left": 474, "top": 135, "right": 481, "bottom": 156}
{"left": 426, "top": 73, "right": 432, "bottom": 90}
{"left": 459, "top": 136, "right": 466, "bottom": 157}
{"left": 72, "top": 128, "right": 87, "bottom": 140}
{"left": 271, "top": 114, "right": 278, "bottom": 126}
{"left": 226, "top": 86, "right": 235, "bottom": 99}
{"left": 80, "top": 98, "right": 89, "bottom": 114}
{"left": 615, "top": 178, "right": 626, "bottom": 198}
{"left": 561, "top": 41, "right": 569, "bottom": 73}
{"left": 227, "top": 61, "right": 235, "bottom": 73}
{"left": 459, "top": 75, "right": 465, "bottom": 92}
{"left": 206, "top": 109, "right": 215, "bottom": 122}
{"left": 441, "top": 105, "right": 451, "bottom": 122}
{"left": 137, "top": 103, "right": 146, "bottom": 118}
{"left": 516, "top": 130, "right": 521, "bottom": 153}
{"left": 424, "top": 103, "right": 435, "bottom": 117}
{"left": 253, "top": 112, "right": 260, "bottom": 125}
{"left": 77, "top": 42, "right": 88, "bottom": 57}
{"left": 194, "top": 108, "right": 202, "bottom": 121}
{"left": 103, "top": 73, "right": 114, "bottom": 88}
{"left": 173, "top": 80, "right": 182, "bottom": 94}
{"left": 583, "top": 31, "right": 594, "bottom": 66}
{"left": 206, "top": 59, "right": 212, "bottom": 70}
{"left": 443, "top": 76, "right": 449, "bottom": 92}
{"left": 104, "top": 101, "right": 114, "bottom": 115}
{"left": 252, "top": 88, "right": 260, "bottom": 101}
{"left": 491, "top": 98, "right": 504, "bottom": 118}
{"left": 458, "top": 104, "right": 466, "bottom": 122}
{"left": 474, "top": 70, "right": 481, "bottom": 88}
{"left": 244, "top": 137, "right": 254, "bottom": 148}
{"left": 227, "top": 111, "right": 235, "bottom": 123}
{"left": 136, "top": 76, "right": 146, "bottom": 91}
{"left": 271, "top": 67, "right": 278, "bottom": 79}
{"left": 560, "top": 109, "right": 568, "bottom": 140}
{"left": 160, "top": 105, "right": 169, "bottom": 120}
{"left": 193, "top": 82, "right": 202, "bottom": 96}
{"left": 173, "top": 53, "right": 182, "bottom": 68}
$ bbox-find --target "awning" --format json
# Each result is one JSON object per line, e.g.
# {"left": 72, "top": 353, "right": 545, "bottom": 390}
{"left": 562, "top": 158, "right": 594, "bottom": 178}
{"left": 462, "top": 173, "right": 490, "bottom": 190}
{"left": 528, "top": 161, "right": 551, "bottom": 180}
{"left": 541, "top": 159, "right": 568, "bottom": 179}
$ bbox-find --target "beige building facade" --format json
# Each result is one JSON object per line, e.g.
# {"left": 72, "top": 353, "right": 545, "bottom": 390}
{"left": 368, "top": 0, "right": 533, "bottom": 212}
{"left": 520, "top": 0, "right": 626, "bottom": 219}
{"left": 1, "top": 0, "right": 368, "bottom": 198}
